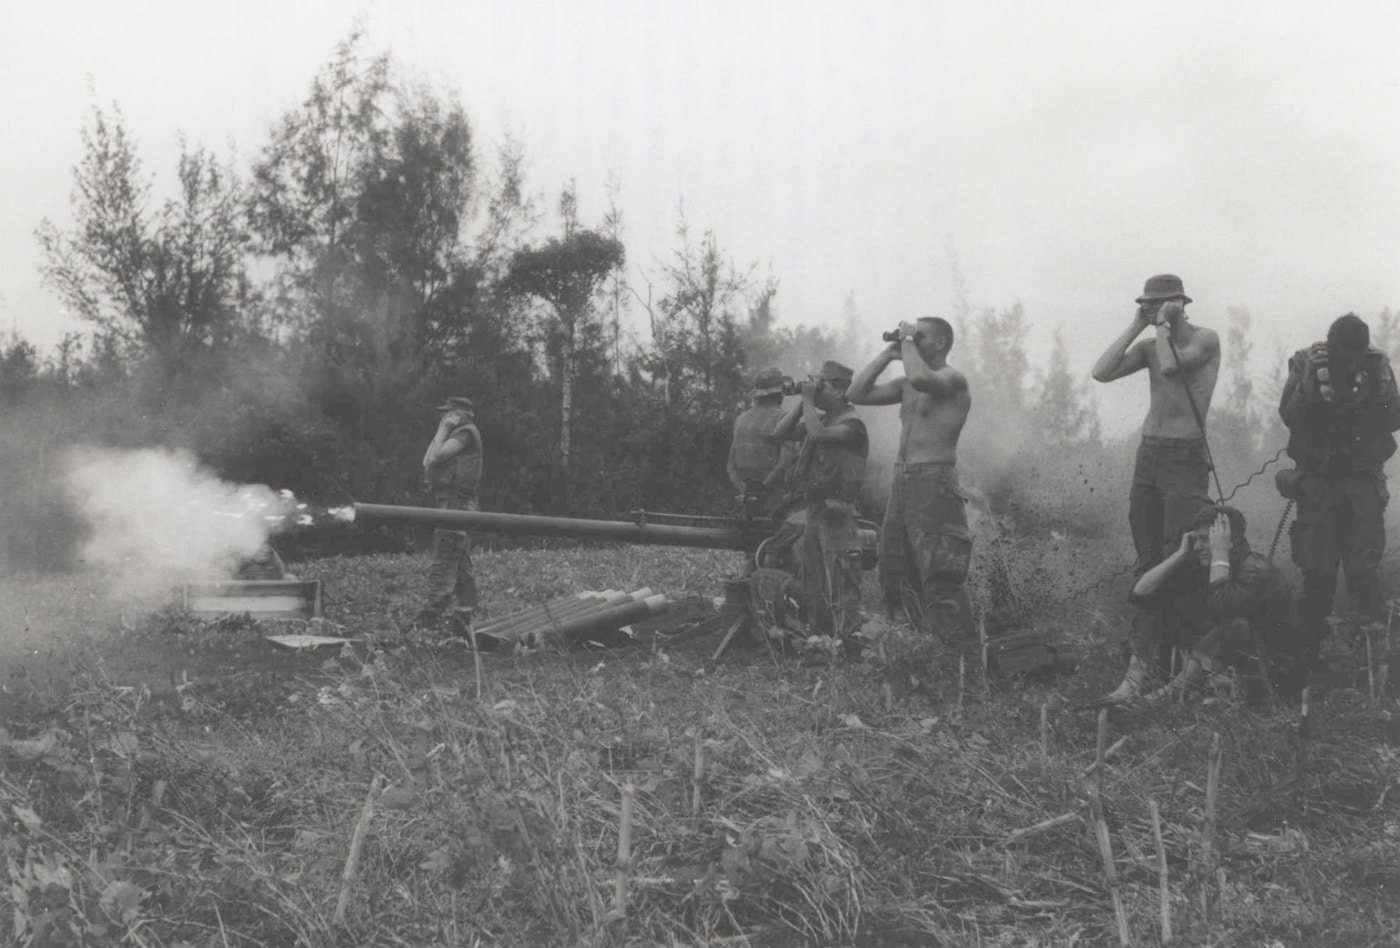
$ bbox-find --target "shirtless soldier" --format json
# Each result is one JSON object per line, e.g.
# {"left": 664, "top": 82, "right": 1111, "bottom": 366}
{"left": 1092, "top": 274, "right": 1221, "bottom": 699}
{"left": 849, "top": 317, "right": 974, "bottom": 641}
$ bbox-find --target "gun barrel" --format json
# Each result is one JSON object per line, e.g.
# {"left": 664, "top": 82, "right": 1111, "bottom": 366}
{"left": 351, "top": 503, "right": 753, "bottom": 551}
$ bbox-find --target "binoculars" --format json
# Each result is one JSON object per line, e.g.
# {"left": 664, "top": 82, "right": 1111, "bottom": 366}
{"left": 881, "top": 330, "right": 903, "bottom": 342}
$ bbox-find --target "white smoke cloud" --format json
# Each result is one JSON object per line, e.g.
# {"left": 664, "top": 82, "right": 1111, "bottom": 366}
{"left": 60, "top": 446, "right": 286, "bottom": 601}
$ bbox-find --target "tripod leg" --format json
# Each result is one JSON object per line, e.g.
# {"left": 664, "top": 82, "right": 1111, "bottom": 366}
{"left": 711, "top": 615, "right": 748, "bottom": 662}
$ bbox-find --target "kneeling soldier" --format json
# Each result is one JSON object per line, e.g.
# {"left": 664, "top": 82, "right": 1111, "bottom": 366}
{"left": 1129, "top": 505, "right": 1308, "bottom": 703}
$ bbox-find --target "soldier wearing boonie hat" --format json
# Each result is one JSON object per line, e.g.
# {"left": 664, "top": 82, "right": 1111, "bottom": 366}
{"left": 1092, "top": 275, "right": 1221, "bottom": 701}
{"left": 418, "top": 396, "right": 483, "bottom": 635}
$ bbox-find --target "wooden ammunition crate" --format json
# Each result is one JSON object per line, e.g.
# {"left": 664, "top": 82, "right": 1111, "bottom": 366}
{"left": 180, "top": 580, "right": 323, "bottom": 620}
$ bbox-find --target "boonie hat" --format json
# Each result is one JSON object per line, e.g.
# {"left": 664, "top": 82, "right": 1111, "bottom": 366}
{"left": 813, "top": 361, "right": 854, "bottom": 385}
{"left": 1136, "top": 274, "right": 1192, "bottom": 304}
{"left": 753, "top": 367, "right": 785, "bottom": 395}
{"left": 435, "top": 396, "right": 475, "bottom": 412}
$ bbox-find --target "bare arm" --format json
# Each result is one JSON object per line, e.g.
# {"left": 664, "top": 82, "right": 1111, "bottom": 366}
{"left": 797, "top": 381, "right": 860, "bottom": 444}
{"left": 800, "top": 387, "right": 825, "bottom": 438}
{"left": 422, "top": 420, "right": 452, "bottom": 467}
{"left": 803, "top": 415, "right": 862, "bottom": 445}
{"left": 1092, "top": 317, "right": 1150, "bottom": 382}
{"left": 764, "top": 407, "right": 806, "bottom": 492}
{"left": 1158, "top": 325, "right": 1219, "bottom": 379}
{"left": 425, "top": 422, "right": 476, "bottom": 465}
{"left": 848, "top": 346, "right": 905, "bottom": 405}
{"left": 903, "top": 348, "right": 965, "bottom": 399}
{"left": 904, "top": 355, "right": 966, "bottom": 398}
{"left": 770, "top": 401, "right": 805, "bottom": 443}
{"left": 1132, "top": 535, "right": 1191, "bottom": 598}
{"left": 426, "top": 436, "right": 467, "bottom": 465}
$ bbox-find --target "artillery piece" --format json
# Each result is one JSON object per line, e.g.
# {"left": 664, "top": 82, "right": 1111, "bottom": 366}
{"left": 348, "top": 502, "right": 879, "bottom": 566}
{"left": 346, "top": 502, "right": 880, "bottom": 651}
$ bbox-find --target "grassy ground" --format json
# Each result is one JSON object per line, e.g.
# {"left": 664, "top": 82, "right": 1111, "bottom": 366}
{"left": 2, "top": 541, "right": 1399, "bottom": 947}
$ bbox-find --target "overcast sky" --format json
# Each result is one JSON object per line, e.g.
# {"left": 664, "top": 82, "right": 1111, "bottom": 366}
{"left": 3, "top": 0, "right": 1399, "bottom": 435}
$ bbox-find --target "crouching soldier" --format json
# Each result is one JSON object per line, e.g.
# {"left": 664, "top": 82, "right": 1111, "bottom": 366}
{"left": 1129, "top": 505, "right": 1308, "bottom": 703}
{"left": 761, "top": 361, "right": 868, "bottom": 645}
{"left": 1279, "top": 313, "right": 1400, "bottom": 674}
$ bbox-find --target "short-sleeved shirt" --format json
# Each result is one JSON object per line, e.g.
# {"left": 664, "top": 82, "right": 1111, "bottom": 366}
{"left": 792, "top": 411, "right": 868, "bottom": 503}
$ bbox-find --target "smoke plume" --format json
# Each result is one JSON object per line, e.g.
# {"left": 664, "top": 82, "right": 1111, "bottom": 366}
{"left": 60, "top": 446, "right": 292, "bottom": 601}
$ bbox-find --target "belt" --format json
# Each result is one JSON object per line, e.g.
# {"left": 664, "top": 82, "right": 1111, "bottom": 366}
{"left": 1141, "top": 435, "right": 1204, "bottom": 447}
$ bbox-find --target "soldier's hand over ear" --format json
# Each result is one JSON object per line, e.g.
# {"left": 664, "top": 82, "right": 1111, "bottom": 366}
{"left": 1209, "top": 514, "right": 1232, "bottom": 561}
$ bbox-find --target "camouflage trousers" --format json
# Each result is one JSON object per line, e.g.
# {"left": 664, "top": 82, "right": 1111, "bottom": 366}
{"left": 423, "top": 493, "right": 479, "bottom": 620}
{"left": 1127, "top": 437, "right": 1212, "bottom": 671}
{"left": 880, "top": 462, "right": 973, "bottom": 640}
{"left": 1182, "top": 617, "right": 1308, "bottom": 702}
{"left": 1129, "top": 436, "right": 1212, "bottom": 576}
{"left": 764, "top": 500, "right": 864, "bottom": 639}
{"left": 1291, "top": 469, "right": 1389, "bottom": 646}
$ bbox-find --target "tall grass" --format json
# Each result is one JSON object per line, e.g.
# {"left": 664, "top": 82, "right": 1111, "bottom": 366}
{"left": 3, "top": 545, "right": 1398, "bottom": 946}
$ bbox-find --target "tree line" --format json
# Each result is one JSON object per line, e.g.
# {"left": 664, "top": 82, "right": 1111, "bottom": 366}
{"left": 4, "top": 30, "right": 1353, "bottom": 572}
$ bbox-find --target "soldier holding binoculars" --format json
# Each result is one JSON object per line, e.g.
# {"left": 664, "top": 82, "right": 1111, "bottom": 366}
{"left": 849, "top": 317, "right": 974, "bottom": 643}
{"left": 760, "top": 361, "right": 869, "bottom": 644}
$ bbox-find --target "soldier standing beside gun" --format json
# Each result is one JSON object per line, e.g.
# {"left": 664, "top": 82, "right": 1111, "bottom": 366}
{"left": 849, "top": 317, "right": 973, "bottom": 642}
{"left": 727, "top": 367, "right": 792, "bottom": 518}
{"left": 1279, "top": 314, "right": 1400, "bottom": 675}
{"left": 1092, "top": 275, "right": 1220, "bottom": 700}
{"left": 418, "top": 396, "right": 482, "bottom": 635}
{"left": 765, "top": 362, "right": 869, "bottom": 643}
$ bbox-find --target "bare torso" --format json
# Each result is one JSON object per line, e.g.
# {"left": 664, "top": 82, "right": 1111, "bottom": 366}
{"left": 898, "top": 376, "right": 971, "bottom": 464}
{"left": 1137, "top": 327, "right": 1220, "bottom": 439}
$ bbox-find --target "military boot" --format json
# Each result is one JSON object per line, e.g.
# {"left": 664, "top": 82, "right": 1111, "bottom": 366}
{"left": 1144, "top": 654, "right": 1204, "bottom": 704}
{"left": 1105, "top": 654, "right": 1149, "bottom": 702}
